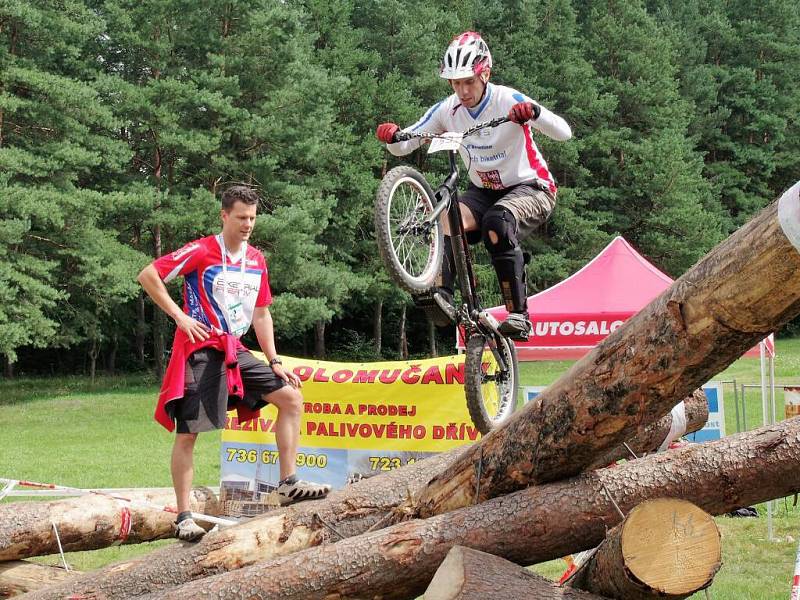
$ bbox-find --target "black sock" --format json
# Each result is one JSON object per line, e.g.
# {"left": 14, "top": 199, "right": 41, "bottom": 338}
{"left": 176, "top": 510, "right": 192, "bottom": 523}
{"left": 279, "top": 474, "right": 297, "bottom": 486}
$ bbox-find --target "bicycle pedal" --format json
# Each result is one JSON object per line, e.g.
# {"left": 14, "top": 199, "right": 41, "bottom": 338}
{"left": 414, "top": 291, "right": 456, "bottom": 327}
{"left": 433, "top": 292, "right": 458, "bottom": 322}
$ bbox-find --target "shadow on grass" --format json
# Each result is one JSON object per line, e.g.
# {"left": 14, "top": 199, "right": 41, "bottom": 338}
{"left": 0, "top": 373, "right": 159, "bottom": 406}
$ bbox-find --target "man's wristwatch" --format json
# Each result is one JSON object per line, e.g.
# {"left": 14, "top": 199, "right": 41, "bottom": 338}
{"left": 269, "top": 357, "right": 283, "bottom": 366}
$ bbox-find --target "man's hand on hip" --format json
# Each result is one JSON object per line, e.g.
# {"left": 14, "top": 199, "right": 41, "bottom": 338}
{"left": 175, "top": 313, "right": 210, "bottom": 343}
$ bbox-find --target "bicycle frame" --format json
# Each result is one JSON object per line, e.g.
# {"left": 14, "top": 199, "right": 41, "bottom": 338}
{"left": 421, "top": 145, "right": 510, "bottom": 370}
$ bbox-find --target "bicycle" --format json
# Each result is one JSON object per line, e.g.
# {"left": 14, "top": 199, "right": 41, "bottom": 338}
{"left": 374, "top": 116, "right": 519, "bottom": 434}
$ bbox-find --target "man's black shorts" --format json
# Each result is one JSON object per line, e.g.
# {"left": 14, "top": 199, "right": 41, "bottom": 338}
{"left": 169, "top": 348, "right": 286, "bottom": 434}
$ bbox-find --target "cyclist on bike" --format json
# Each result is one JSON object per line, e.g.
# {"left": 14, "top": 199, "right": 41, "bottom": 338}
{"left": 376, "top": 31, "right": 572, "bottom": 341}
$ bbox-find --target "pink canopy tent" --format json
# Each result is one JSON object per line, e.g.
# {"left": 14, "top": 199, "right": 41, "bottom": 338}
{"left": 458, "top": 236, "right": 774, "bottom": 361}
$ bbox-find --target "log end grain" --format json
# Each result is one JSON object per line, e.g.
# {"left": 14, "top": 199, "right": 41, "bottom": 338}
{"left": 621, "top": 498, "right": 721, "bottom": 595}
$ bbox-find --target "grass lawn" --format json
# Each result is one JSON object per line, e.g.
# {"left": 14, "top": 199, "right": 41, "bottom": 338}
{"left": 2, "top": 341, "right": 800, "bottom": 596}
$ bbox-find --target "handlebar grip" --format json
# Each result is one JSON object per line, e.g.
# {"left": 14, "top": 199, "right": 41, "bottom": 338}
{"left": 394, "top": 131, "right": 412, "bottom": 142}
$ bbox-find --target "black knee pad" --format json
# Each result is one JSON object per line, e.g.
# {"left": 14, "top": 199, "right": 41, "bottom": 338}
{"left": 465, "top": 230, "right": 483, "bottom": 245}
{"left": 482, "top": 207, "right": 518, "bottom": 255}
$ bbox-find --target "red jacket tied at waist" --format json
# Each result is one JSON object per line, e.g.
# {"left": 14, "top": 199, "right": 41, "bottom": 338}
{"left": 155, "top": 329, "right": 259, "bottom": 432}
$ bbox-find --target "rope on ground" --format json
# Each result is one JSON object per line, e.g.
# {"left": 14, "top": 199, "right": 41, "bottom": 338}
{"left": 0, "top": 479, "right": 17, "bottom": 501}
{"left": 474, "top": 447, "right": 484, "bottom": 504}
{"left": 601, "top": 482, "right": 627, "bottom": 521}
{"left": 313, "top": 513, "right": 346, "bottom": 541}
{"left": 51, "top": 521, "right": 71, "bottom": 572}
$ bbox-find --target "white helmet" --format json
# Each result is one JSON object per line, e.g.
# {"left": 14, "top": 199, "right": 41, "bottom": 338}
{"left": 439, "top": 31, "right": 492, "bottom": 80}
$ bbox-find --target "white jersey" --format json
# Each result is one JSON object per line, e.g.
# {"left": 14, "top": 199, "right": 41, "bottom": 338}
{"left": 386, "top": 83, "right": 571, "bottom": 193}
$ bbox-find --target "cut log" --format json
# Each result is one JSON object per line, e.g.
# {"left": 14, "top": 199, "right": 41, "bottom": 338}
{"left": 417, "top": 181, "right": 800, "bottom": 517}
{"left": 0, "top": 390, "right": 701, "bottom": 594}
{"left": 568, "top": 498, "right": 720, "bottom": 599}
{"left": 69, "top": 418, "right": 799, "bottom": 600}
{"left": 18, "top": 449, "right": 466, "bottom": 599}
{"left": 0, "top": 487, "right": 219, "bottom": 561}
{"left": 589, "top": 389, "right": 708, "bottom": 468}
{"left": 0, "top": 561, "right": 78, "bottom": 598}
{"left": 424, "top": 546, "right": 609, "bottom": 600}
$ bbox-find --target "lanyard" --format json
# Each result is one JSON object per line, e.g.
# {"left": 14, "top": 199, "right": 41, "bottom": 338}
{"left": 217, "top": 234, "right": 247, "bottom": 333}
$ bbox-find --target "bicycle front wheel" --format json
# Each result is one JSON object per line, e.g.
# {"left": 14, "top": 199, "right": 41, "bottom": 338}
{"left": 464, "top": 333, "right": 519, "bottom": 434}
{"left": 374, "top": 166, "right": 443, "bottom": 294}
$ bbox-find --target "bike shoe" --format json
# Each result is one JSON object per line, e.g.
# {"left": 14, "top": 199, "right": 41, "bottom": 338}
{"left": 276, "top": 477, "right": 332, "bottom": 505}
{"left": 498, "top": 312, "right": 532, "bottom": 341}
{"left": 414, "top": 288, "right": 456, "bottom": 327}
{"left": 174, "top": 515, "right": 207, "bottom": 542}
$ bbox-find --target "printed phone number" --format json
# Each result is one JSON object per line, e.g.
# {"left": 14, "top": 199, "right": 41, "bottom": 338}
{"left": 225, "top": 448, "right": 328, "bottom": 468}
{"left": 369, "top": 456, "right": 417, "bottom": 471}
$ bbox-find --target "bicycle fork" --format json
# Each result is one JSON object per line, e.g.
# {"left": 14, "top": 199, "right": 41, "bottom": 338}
{"left": 443, "top": 150, "right": 511, "bottom": 374}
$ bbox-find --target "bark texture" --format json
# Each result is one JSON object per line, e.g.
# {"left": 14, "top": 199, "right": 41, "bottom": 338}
{"left": 589, "top": 389, "right": 708, "bottom": 468}
{"left": 118, "top": 419, "right": 800, "bottom": 600}
{"left": 0, "top": 488, "right": 218, "bottom": 561}
{"left": 0, "top": 561, "right": 77, "bottom": 598}
{"left": 20, "top": 450, "right": 465, "bottom": 599}
{"left": 424, "top": 546, "right": 609, "bottom": 600}
{"left": 417, "top": 194, "right": 800, "bottom": 517}
{"left": 568, "top": 499, "right": 720, "bottom": 599}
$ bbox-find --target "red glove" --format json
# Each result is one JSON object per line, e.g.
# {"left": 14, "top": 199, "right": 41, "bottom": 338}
{"left": 508, "top": 101, "right": 540, "bottom": 124}
{"left": 376, "top": 122, "right": 400, "bottom": 143}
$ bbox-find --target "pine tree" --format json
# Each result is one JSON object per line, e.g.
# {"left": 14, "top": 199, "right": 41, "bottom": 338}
{"left": 0, "top": 1, "right": 141, "bottom": 370}
{"left": 575, "top": 0, "right": 725, "bottom": 275}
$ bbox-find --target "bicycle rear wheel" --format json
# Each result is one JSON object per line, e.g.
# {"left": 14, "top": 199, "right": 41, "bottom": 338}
{"left": 374, "top": 166, "right": 443, "bottom": 294}
{"left": 464, "top": 333, "right": 519, "bottom": 434}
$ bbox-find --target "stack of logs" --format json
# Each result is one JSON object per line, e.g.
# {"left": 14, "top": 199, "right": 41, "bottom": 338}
{"left": 2, "top": 181, "right": 800, "bottom": 599}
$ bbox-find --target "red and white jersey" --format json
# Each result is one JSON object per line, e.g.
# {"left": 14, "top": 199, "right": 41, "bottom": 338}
{"left": 152, "top": 235, "right": 271, "bottom": 336}
{"left": 387, "top": 83, "right": 571, "bottom": 193}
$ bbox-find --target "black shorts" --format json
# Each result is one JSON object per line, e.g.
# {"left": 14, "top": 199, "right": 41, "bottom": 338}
{"left": 170, "top": 348, "right": 286, "bottom": 434}
{"left": 460, "top": 181, "right": 556, "bottom": 241}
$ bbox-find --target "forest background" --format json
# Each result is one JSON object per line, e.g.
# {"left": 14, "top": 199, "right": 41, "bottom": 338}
{"left": 2, "top": 0, "right": 799, "bottom": 378}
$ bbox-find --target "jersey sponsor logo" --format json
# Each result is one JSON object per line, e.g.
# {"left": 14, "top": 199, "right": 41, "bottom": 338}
{"left": 170, "top": 242, "right": 200, "bottom": 261}
{"left": 212, "top": 277, "right": 260, "bottom": 298}
{"left": 477, "top": 169, "right": 504, "bottom": 190}
{"left": 477, "top": 151, "right": 507, "bottom": 163}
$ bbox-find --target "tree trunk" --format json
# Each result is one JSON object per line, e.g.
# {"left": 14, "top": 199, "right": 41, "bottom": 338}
{"left": 314, "top": 321, "right": 325, "bottom": 359}
{"left": 374, "top": 298, "right": 382, "bottom": 355}
{"left": 589, "top": 389, "right": 708, "bottom": 468}
{"left": 24, "top": 451, "right": 466, "bottom": 599}
{"left": 136, "top": 293, "right": 146, "bottom": 368}
{"left": 568, "top": 499, "right": 720, "bottom": 599}
{"left": 424, "top": 546, "right": 609, "bottom": 600}
{"left": 429, "top": 320, "right": 438, "bottom": 357}
{"left": 107, "top": 334, "right": 118, "bottom": 375}
{"left": 417, "top": 183, "right": 800, "bottom": 517}
{"left": 0, "top": 488, "right": 219, "bottom": 561}
{"left": 399, "top": 304, "right": 408, "bottom": 359}
{"left": 1, "top": 356, "right": 12, "bottom": 379}
{"left": 45, "top": 418, "right": 800, "bottom": 600}
{"left": 0, "top": 562, "right": 77, "bottom": 598}
{"left": 88, "top": 338, "right": 98, "bottom": 384}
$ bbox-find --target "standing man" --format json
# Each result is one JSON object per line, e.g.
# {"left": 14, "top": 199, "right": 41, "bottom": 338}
{"left": 138, "top": 185, "right": 330, "bottom": 541}
{"left": 376, "top": 31, "right": 572, "bottom": 340}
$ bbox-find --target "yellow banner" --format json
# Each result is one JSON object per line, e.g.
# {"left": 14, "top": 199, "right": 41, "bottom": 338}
{"left": 220, "top": 353, "right": 480, "bottom": 491}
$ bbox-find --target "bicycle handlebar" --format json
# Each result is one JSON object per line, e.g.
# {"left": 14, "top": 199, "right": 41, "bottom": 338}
{"left": 394, "top": 116, "right": 509, "bottom": 143}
